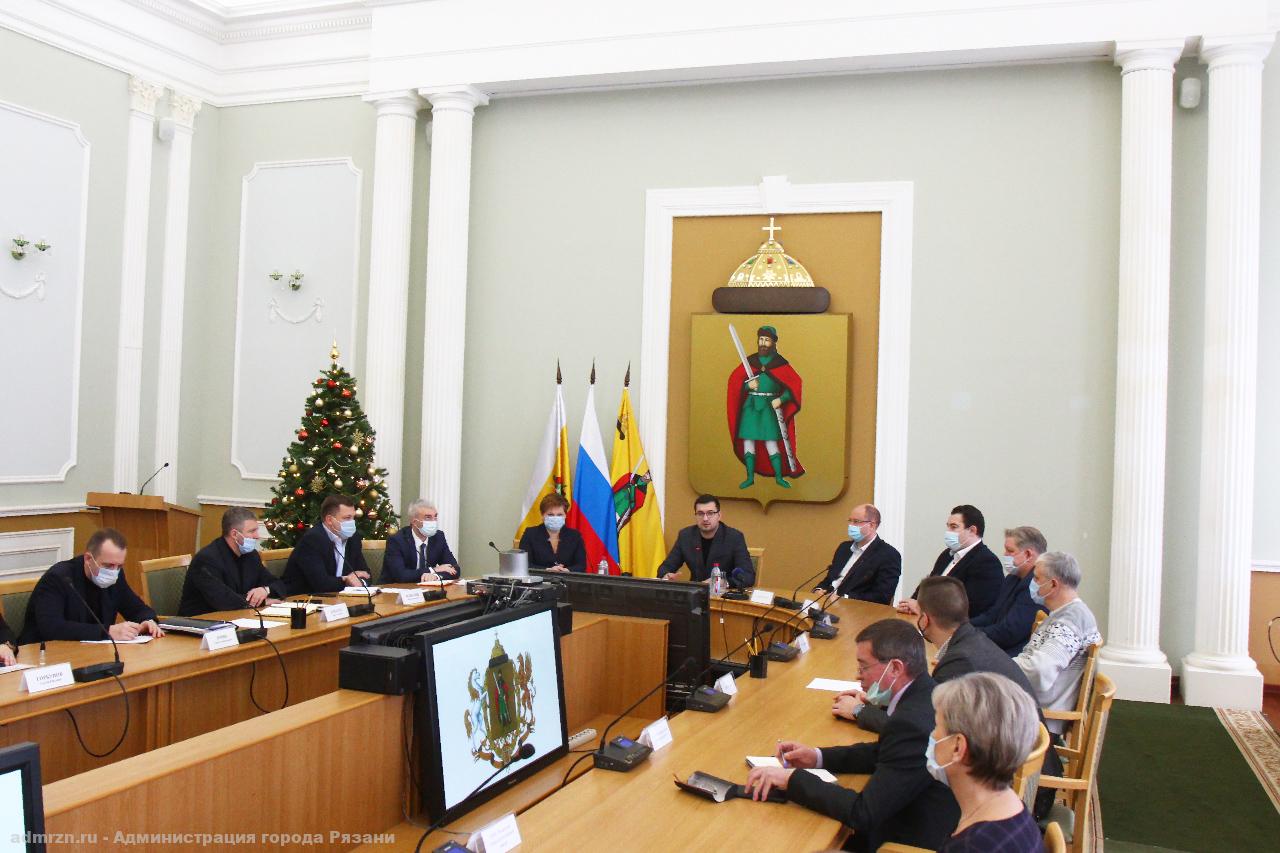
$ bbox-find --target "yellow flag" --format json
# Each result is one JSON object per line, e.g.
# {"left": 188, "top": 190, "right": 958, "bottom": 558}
{"left": 515, "top": 374, "right": 572, "bottom": 544}
{"left": 609, "top": 379, "right": 663, "bottom": 577}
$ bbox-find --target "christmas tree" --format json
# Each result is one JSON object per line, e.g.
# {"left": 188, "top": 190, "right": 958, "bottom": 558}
{"left": 261, "top": 343, "right": 399, "bottom": 547}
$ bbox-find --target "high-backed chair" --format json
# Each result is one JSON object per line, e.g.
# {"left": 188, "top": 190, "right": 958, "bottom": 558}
{"left": 1038, "top": 672, "right": 1116, "bottom": 853}
{"left": 1034, "top": 609, "right": 1047, "bottom": 631}
{"left": 1044, "top": 643, "right": 1101, "bottom": 758}
{"left": 1013, "top": 723, "right": 1051, "bottom": 809}
{"left": 139, "top": 554, "right": 192, "bottom": 616}
{"left": 260, "top": 547, "right": 293, "bottom": 580}
{"left": 748, "top": 547, "right": 764, "bottom": 587}
{"left": 0, "top": 577, "right": 39, "bottom": 642}
{"left": 1044, "top": 822, "right": 1067, "bottom": 853}
{"left": 363, "top": 539, "right": 387, "bottom": 583}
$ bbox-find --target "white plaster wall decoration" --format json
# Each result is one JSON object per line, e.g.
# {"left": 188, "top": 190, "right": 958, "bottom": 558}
{"left": 231, "top": 158, "right": 362, "bottom": 481}
{"left": 0, "top": 100, "right": 89, "bottom": 484}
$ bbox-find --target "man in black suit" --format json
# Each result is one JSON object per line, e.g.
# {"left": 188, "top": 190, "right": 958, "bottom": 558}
{"left": 383, "top": 499, "right": 461, "bottom": 583}
{"left": 282, "top": 495, "right": 372, "bottom": 595}
{"left": 898, "top": 504, "right": 1001, "bottom": 618}
{"left": 20, "top": 528, "right": 165, "bottom": 644}
{"left": 813, "top": 503, "right": 901, "bottom": 604}
{"left": 179, "top": 507, "right": 287, "bottom": 616}
{"left": 745, "top": 619, "right": 959, "bottom": 852}
{"left": 656, "top": 494, "right": 754, "bottom": 588}
{"left": 972, "top": 525, "right": 1048, "bottom": 655}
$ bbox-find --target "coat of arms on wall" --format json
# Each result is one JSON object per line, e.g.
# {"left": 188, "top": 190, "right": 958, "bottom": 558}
{"left": 465, "top": 635, "right": 536, "bottom": 769}
{"left": 689, "top": 218, "right": 851, "bottom": 510}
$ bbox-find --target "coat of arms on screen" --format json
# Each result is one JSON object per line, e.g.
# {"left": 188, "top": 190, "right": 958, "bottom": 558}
{"left": 465, "top": 635, "right": 536, "bottom": 769}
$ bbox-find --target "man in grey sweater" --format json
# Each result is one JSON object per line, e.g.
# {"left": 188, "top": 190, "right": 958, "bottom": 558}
{"left": 1014, "top": 551, "right": 1102, "bottom": 733}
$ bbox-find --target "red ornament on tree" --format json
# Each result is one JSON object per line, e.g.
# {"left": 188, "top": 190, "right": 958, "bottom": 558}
{"left": 296, "top": 521, "right": 305, "bottom": 529}
{"left": 332, "top": 441, "right": 343, "bottom": 450}
{"left": 271, "top": 498, "right": 279, "bottom": 505}
{"left": 341, "top": 389, "right": 352, "bottom": 398}
{"left": 298, "top": 429, "right": 309, "bottom": 439}
{"left": 321, "top": 418, "right": 329, "bottom": 426}
{"left": 327, "top": 380, "right": 337, "bottom": 388}
{"left": 294, "top": 487, "right": 305, "bottom": 496}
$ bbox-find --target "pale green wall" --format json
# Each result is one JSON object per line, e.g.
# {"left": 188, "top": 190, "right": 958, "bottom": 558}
{"left": 1255, "top": 56, "right": 1280, "bottom": 565}
{"left": 0, "top": 28, "right": 129, "bottom": 507}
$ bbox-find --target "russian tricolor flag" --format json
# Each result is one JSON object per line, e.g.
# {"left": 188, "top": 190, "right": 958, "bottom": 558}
{"left": 566, "top": 368, "right": 620, "bottom": 573}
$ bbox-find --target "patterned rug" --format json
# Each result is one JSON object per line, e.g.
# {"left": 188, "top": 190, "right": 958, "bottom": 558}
{"left": 1215, "top": 707, "right": 1280, "bottom": 812}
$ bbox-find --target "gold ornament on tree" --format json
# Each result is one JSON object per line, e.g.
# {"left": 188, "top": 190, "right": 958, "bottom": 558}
{"left": 309, "top": 475, "right": 325, "bottom": 493}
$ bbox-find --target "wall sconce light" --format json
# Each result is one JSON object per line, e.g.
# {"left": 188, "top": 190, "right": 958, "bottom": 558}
{"left": 10, "top": 235, "right": 51, "bottom": 260}
{"left": 268, "top": 269, "right": 305, "bottom": 291}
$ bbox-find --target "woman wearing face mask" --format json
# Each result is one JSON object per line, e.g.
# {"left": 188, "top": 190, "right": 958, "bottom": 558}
{"left": 518, "top": 493, "right": 586, "bottom": 573}
{"left": 926, "top": 672, "right": 1042, "bottom": 852}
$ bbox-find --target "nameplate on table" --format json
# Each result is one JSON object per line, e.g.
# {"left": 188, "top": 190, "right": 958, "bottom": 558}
{"left": 749, "top": 589, "right": 775, "bottom": 606}
{"left": 637, "top": 716, "right": 674, "bottom": 751}
{"left": 320, "top": 602, "right": 350, "bottom": 622}
{"left": 396, "top": 588, "right": 426, "bottom": 606}
{"left": 468, "top": 812, "right": 521, "bottom": 853}
{"left": 20, "top": 663, "right": 74, "bottom": 694}
{"left": 793, "top": 632, "right": 811, "bottom": 654}
{"left": 714, "top": 672, "right": 738, "bottom": 696}
{"left": 201, "top": 627, "right": 240, "bottom": 651}
{"left": 800, "top": 598, "right": 815, "bottom": 615}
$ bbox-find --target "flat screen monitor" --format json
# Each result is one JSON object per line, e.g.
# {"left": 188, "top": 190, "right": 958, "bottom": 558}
{"left": 0, "top": 742, "right": 45, "bottom": 853}
{"left": 529, "top": 569, "right": 710, "bottom": 711}
{"left": 348, "top": 597, "right": 487, "bottom": 648}
{"left": 415, "top": 602, "right": 568, "bottom": 824}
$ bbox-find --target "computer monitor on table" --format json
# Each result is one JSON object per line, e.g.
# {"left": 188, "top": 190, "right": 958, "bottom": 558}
{"left": 0, "top": 742, "right": 46, "bottom": 853}
{"left": 414, "top": 602, "right": 569, "bottom": 825}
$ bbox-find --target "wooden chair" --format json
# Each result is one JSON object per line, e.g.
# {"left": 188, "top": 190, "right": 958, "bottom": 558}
{"left": 1044, "top": 643, "right": 1101, "bottom": 757}
{"left": 1034, "top": 609, "right": 1047, "bottom": 631}
{"left": 0, "top": 576, "right": 40, "bottom": 642}
{"left": 260, "top": 547, "right": 293, "bottom": 580}
{"left": 1013, "top": 723, "right": 1052, "bottom": 809}
{"left": 139, "top": 554, "right": 192, "bottom": 616}
{"left": 1038, "top": 672, "right": 1116, "bottom": 853}
{"left": 362, "top": 539, "right": 387, "bottom": 583}
{"left": 748, "top": 546, "right": 765, "bottom": 587}
{"left": 1044, "top": 821, "right": 1067, "bottom": 853}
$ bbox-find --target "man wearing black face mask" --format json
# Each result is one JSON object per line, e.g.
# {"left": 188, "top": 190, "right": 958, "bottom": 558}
{"left": 20, "top": 528, "right": 163, "bottom": 643}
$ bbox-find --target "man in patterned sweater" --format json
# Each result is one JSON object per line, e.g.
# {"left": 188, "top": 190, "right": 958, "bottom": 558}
{"left": 1014, "top": 551, "right": 1102, "bottom": 734}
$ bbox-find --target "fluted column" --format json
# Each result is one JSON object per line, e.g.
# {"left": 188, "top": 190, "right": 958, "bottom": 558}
{"left": 362, "top": 92, "right": 422, "bottom": 511}
{"left": 1181, "top": 35, "right": 1273, "bottom": 711}
{"left": 151, "top": 93, "right": 202, "bottom": 502}
{"left": 112, "top": 77, "right": 164, "bottom": 493}
{"left": 417, "top": 86, "right": 488, "bottom": 544}
{"left": 1096, "top": 43, "right": 1182, "bottom": 703}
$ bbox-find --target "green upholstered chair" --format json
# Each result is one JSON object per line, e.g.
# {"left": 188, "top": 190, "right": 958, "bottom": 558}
{"left": 363, "top": 539, "right": 387, "bottom": 583}
{"left": 260, "top": 547, "right": 293, "bottom": 580}
{"left": 139, "top": 555, "right": 192, "bottom": 617}
{"left": 0, "top": 577, "right": 39, "bottom": 643}
{"left": 748, "top": 547, "right": 764, "bottom": 588}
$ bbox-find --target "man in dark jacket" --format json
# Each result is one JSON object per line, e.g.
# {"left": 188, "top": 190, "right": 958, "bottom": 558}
{"left": 657, "top": 495, "right": 754, "bottom": 588}
{"left": 972, "top": 525, "right": 1048, "bottom": 655}
{"left": 745, "top": 620, "right": 959, "bottom": 852}
{"left": 898, "top": 504, "right": 1002, "bottom": 618}
{"left": 383, "top": 499, "right": 460, "bottom": 583}
{"left": 282, "top": 495, "right": 371, "bottom": 595}
{"left": 20, "top": 528, "right": 164, "bottom": 644}
{"left": 179, "top": 507, "right": 286, "bottom": 616}
{"left": 814, "top": 503, "right": 901, "bottom": 604}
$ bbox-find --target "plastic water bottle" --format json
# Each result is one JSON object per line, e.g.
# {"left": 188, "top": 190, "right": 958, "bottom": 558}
{"left": 710, "top": 565, "right": 725, "bottom": 597}
{"left": 597, "top": 559, "right": 609, "bottom": 576}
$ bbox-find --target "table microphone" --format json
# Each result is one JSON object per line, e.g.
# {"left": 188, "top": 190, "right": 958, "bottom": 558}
{"left": 137, "top": 461, "right": 169, "bottom": 495}
{"left": 349, "top": 573, "right": 378, "bottom": 617}
{"left": 412, "top": 743, "right": 537, "bottom": 853}
{"left": 59, "top": 574, "right": 125, "bottom": 682}
{"left": 748, "top": 563, "right": 832, "bottom": 653}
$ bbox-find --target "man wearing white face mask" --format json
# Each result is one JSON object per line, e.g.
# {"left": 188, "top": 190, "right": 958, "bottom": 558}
{"left": 812, "top": 504, "right": 901, "bottom": 604}
{"left": 898, "top": 504, "right": 1002, "bottom": 618}
{"left": 179, "top": 507, "right": 286, "bottom": 615}
{"left": 384, "top": 499, "right": 461, "bottom": 582}
{"left": 282, "top": 495, "right": 372, "bottom": 595}
{"left": 20, "top": 528, "right": 164, "bottom": 643}
{"left": 970, "top": 526, "right": 1048, "bottom": 656}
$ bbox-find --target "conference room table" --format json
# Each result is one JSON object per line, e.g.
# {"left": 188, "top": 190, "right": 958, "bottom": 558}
{"left": 0, "top": 582, "right": 475, "bottom": 782}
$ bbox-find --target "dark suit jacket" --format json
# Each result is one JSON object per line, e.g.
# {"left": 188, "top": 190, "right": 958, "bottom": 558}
{"left": 814, "top": 536, "right": 901, "bottom": 604}
{"left": 19, "top": 558, "right": 157, "bottom": 644}
{"left": 656, "top": 523, "right": 754, "bottom": 588}
{"left": 179, "top": 538, "right": 287, "bottom": 616}
{"left": 788, "top": 675, "right": 959, "bottom": 852}
{"left": 281, "top": 524, "right": 371, "bottom": 595}
{"left": 518, "top": 524, "right": 586, "bottom": 572}
{"left": 383, "top": 527, "right": 460, "bottom": 582}
{"left": 911, "top": 542, "right": 1003, "bottom": 617}
{"left": 971, "top": 570, "right": 1046, "bottom": 656}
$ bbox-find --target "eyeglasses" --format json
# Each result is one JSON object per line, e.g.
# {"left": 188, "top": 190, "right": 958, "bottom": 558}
{"left": 694, "top": 510, "right": 719, "bottom": 519}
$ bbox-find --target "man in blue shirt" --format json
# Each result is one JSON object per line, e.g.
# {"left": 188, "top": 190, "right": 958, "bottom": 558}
{"left": 970, "top": 525, "right": 1047, "bottom": 655}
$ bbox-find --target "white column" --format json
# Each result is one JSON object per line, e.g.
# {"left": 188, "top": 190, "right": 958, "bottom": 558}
{"left": 112, "top": 77, "right": 164, "bottom": 493}
{"left": 1096, "top": 43, "right": 1182, "bottom": 703}
{"left": 361, "top": 92, "right": 422, "bottom": 512}
{"left": 1181, "top": 35, "right": 1273, "bottom": 711}
{"left": 417, "top": 86, "right": 488, "bottom": 544}
{"left": 151, "top": 93, "right": 202, "bottom": 503}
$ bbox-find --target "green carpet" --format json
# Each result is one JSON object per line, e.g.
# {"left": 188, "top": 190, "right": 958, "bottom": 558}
{"left": 1097, "top": 700, "right": 1280, "bottom": 852}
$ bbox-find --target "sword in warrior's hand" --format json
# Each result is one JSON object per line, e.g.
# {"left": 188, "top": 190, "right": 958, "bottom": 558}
{"left": 727, "top": 324, "right": 798, "bottom": 474}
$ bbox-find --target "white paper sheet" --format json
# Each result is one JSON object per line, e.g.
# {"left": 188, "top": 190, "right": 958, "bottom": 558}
{"left": 0, "top": 663, "right": 33, "bottom": 675}
{"left": 81, "top": 635, "right": 154, "bottom": 645}
{"left": 230, "top": 618, "right": 287, "bottom": 629}
{"left": 805, "top": 677, "right": 860, "bottom": 692}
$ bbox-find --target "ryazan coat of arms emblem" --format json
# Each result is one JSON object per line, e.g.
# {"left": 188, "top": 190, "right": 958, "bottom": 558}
{"left": 465, "top": 635, "right": 536, "bottom": 769}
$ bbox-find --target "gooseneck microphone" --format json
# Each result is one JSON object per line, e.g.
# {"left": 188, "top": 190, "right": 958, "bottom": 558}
{"left": 748, "top": 563, "right": 833, "bottom": 652}
{"left": 138, "top": 462, "right": 169, "bottom": 495}
{"left": 488, "top": 541, "right": 502, "bottom": 554}
{"left": 60, "top": 573, "right": 125, "bottom": 681}
{"left": 412, "top": 743, "right": 537, "bottom": 853}
{"left": 352, "top": 572, "right": 379, "bottom": 617}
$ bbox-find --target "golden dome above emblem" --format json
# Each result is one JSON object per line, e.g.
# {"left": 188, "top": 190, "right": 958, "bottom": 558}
{"left": 727, "top": 218, "right": 815, "bottom": 289}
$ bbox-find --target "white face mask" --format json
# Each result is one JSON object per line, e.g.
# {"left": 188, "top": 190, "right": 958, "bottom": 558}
{"left": 418, "top": 520, "right": 438, "bottom": 538}
{"left": 544, "top": 514, "right": 566, "bottom": 532}
{"left": 1001, "top": 555, "right": 1017, "bottom": 575}
{"left": 90, "top": 556, "right": 120, "bottom": 589}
